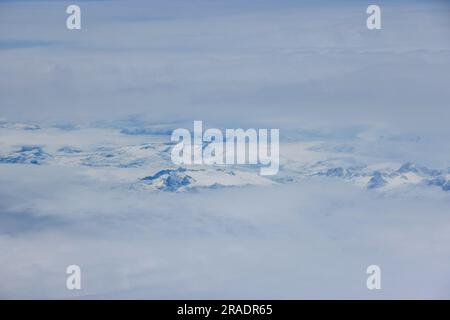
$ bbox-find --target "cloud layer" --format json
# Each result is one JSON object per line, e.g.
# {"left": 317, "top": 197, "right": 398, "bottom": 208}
{"left": 1, "top": 0, "right": 449, "bottom": 132}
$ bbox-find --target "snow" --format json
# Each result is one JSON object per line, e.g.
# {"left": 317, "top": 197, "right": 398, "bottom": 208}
{"left": 1, "top": 122, "right": 449, "bottom": 193}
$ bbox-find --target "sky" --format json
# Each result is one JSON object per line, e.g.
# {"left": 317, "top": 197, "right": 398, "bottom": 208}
{"left": 1, "top": 0, "right": 450, "bottom": 132}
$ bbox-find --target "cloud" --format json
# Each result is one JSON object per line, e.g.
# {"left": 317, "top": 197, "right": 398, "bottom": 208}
{"left": 1, "top": 172, "right": 450, "bottom": 298}
{"left": 0, "top": 0, "right": 449, "bottom": 133}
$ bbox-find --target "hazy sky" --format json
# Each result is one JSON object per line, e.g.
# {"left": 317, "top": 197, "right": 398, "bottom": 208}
{"left": 1, "top": 0, "right": 449, "bottom": 133}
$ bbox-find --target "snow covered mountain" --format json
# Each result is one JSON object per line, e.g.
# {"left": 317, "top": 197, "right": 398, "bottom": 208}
{"left": 0, "top": 120, "right": 449, "bottom": 193}
{"left": 133, "top": 167, "right": 273, "bottom": 192}
{"left": 0, "top": 145, "right": 50, "bottom": 165}
{"left": 311, "top": 161, "right": 450, "bottom": 192}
